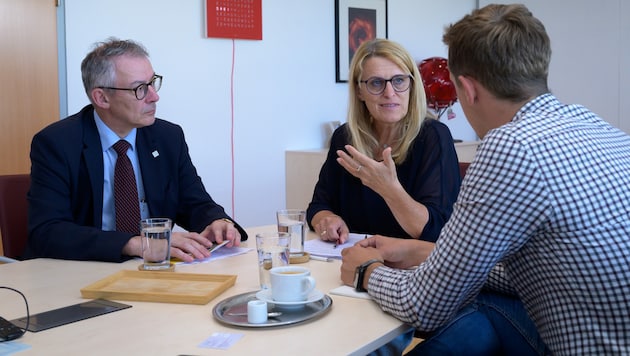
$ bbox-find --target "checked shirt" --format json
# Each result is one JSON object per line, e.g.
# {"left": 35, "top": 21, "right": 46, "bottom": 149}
{"left": 368, "top": 94, "right": 630, "bottom": 355}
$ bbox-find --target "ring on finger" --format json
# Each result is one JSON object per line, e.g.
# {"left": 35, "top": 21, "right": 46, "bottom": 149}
{"left": 320, "top": 230, "right": 327, "bottom": 236}
{"left": 356, "top": 165, "right": 362, "bottom": 172}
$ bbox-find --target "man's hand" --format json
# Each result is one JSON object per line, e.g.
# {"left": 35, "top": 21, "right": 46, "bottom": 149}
{"left": 169, "top": 231, "right": 215, "bottom": 262}
{"left": 124, "top": 219, "right": 242, "bottom": 263}
{"left": 357, "top": 235, "right": 436, "bottom": 269}
{"left": 340, "top": 244, "right": 383, "bottom": 287}
{"left": 168, "top": 219, "right": 241, "bottom": 263}
{"left": 123, "top": 230, "right": 214, "bottom": 262}
{"left": 200, "top": 218, "right": 241, "bottom": 247}
{"left": 339, "top": 235, "right": 436, "bottom": 289}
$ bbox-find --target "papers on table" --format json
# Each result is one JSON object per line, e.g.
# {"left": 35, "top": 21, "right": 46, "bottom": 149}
{"left": 198, "top": 332, "right": 244, "bottom": 350}
{"left": 304, "top": 233, "right": 368, "bottom": 259}
{"left": 172, "top": 246, "right": 252, "bottom": 265}
{"left": 329, "top": 285, "right": 372, "bottom": 300}
{"left": 0, "top": 341, "right": 31, "bottom": 355}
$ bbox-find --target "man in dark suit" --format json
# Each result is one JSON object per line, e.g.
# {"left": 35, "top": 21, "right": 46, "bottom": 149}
{"left": 26, "top": 38, "right": 247, "bottom": 262}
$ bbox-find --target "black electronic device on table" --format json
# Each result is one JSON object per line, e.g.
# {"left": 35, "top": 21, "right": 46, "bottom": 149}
{"left": 0, "top": 316, "right": 24, "bottom": 341}
{"left": 10, "top": 299, "right": 131, "bottom": 333}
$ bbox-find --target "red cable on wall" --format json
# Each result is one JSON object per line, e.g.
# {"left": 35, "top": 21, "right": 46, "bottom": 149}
{"left": 205, "top": 0, "right": 263, "bottom": 219}
{"left": 230, "top": 39, "right": 236, "bottom": 218}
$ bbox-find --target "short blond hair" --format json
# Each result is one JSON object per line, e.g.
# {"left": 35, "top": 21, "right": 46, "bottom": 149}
{"left": 443, "top": 4, "right": 550, "bottom": 101}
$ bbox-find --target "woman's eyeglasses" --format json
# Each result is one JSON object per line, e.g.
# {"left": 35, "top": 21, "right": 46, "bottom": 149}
{"left": 359, "top": 75, "right": 413, "bottom": 95}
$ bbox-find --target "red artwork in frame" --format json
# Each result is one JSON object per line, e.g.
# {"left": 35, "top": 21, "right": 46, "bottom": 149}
{"left": 335, "top": 0, "right": 388, "bottom": 82}
{"left": 205, "top": 0, "right": 262, "bottom": 40}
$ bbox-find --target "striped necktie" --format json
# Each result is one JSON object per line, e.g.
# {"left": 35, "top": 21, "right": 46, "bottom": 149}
{"left": 113, "top": 140, "right": 141, "bottom": 234}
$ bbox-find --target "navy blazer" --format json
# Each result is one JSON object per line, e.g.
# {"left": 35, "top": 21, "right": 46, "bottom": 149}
{"left": 25, "top": 105, "right": 246, "bottom": 262}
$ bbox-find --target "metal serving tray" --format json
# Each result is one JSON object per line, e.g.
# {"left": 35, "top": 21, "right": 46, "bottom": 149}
{"left": 212, "top": 291, "right": 332, "bottom": 328}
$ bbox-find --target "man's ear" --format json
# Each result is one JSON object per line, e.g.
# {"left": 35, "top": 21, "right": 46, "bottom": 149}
{"left": 91, "top": 88, "right": 110, "bottom": 109}
{"left": 457, "top": 75, "right": 477, "bottom": 105}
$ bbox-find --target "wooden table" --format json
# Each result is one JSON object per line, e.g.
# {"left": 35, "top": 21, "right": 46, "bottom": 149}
{"left": 0, "top": 225, "right": 410, "bottom": 355}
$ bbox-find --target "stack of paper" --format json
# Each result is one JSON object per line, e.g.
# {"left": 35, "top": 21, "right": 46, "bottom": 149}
{"left": 304, "top": 233, "right": 368, "bottom": 259}
{"left": 173, "top": 246, "right": 252, "bottom": 265}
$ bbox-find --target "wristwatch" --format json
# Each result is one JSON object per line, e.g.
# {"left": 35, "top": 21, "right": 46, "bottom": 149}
{"left": 354, "top": 259, "right": 383, "bottom": 292}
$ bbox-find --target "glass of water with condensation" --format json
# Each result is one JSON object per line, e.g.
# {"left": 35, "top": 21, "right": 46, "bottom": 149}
{"left": 276, "top": 209, "right": 306, "bottom": 257}
{"left": 140, "top": 218, "right": 172, "bottom": 270}
{"left": 255, "top": 232, "right": 290, "bottom": 290}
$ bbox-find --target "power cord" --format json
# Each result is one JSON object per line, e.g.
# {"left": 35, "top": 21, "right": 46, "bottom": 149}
{"left": 0, "top": 286, "right": 30, "bottom": 341}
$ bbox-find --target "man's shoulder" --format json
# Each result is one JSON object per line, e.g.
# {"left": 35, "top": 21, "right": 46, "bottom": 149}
{"left": 35, "top": 105, "right": 94, "bottom": 139}
{"left": 137, "top": 118, "right": 187, "bottom": 149}
{"left": 145, "top": 118, "right": 184, "bottom": 133}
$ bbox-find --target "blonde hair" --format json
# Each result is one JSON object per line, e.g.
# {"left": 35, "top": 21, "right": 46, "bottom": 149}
{"left": 346, "top": 38, "right": 432, "bottom": 164}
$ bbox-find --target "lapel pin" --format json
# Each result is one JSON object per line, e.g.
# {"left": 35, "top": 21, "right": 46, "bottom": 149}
{"left": 152, "top": 150, "right": 159, "bottom": 158}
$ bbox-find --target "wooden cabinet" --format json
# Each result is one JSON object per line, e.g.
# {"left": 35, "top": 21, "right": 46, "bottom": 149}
{"left": 285, "top": 150, "right": 328, "bottom": 211}
{"left": 0, "top": 0, "right": 60, "bottom": 175}
{"left": 285, "top": 141, "right": 479, "bottom": 210}
{"left": 453, "top": 140, "right": 479, "bottom": 162}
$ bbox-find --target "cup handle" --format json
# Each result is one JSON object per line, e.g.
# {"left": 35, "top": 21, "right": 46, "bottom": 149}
{"left": 302, "top": 276, "right": 316, "bottom": 296}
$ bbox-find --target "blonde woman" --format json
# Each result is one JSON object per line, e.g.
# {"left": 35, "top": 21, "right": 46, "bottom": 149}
{"left": 308, "top": 38, "right": 460, "bottom": 245}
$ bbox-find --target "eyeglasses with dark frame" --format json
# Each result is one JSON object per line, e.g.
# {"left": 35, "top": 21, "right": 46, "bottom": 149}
{"left": 98, "top": 74, "right": 163, "bottom": 100}
{"left": 359, "top": 75, "right": 413, "bottom": 95}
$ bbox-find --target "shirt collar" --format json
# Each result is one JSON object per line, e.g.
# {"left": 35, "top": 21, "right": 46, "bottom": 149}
{"left": 93, "top": 110, "right": 138, "bottom": 152}
{"left": 514, "top": 93, "right": 557, "bottom": 121}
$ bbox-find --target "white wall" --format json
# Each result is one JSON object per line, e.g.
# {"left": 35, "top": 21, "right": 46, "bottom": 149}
{"left": 63, "top": 0, "right": 476, "bottom": 227}
{"left": 480, "top": 0, "right": 629, "bottom": 133}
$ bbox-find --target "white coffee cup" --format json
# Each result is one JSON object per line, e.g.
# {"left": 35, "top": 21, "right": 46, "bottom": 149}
{"left": 270, "top": 266, "right": 316, "bottom": 302}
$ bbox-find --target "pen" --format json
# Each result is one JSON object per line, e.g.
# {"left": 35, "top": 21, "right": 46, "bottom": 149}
{"left": 310, "top": 255, "right": 333, "bottom": 262}
{"left": 208, "top": 240, "right": 229, "bottom": 253}
{"left": 334, "top": 235, "right": 369, "bottom": 249}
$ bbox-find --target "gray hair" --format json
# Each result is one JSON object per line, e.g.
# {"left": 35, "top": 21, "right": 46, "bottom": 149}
{"left": 80, "top": 37, "right": 149, "bottom": 100}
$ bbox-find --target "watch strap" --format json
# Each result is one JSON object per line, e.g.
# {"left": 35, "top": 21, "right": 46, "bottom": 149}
{"left": 355, "top": 259, "right": 383, "bottom": 292}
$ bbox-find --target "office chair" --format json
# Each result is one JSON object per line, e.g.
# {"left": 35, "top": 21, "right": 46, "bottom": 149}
{"left": 459, "top": 162, "right": 471, "bottom": 179}
{"left": 0, "top": 174, "right": 30, "bottom": 261}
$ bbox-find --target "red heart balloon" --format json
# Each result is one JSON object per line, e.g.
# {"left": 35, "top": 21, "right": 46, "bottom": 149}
{"left": 418, "top": 57, "right": 457, "bottom": 110}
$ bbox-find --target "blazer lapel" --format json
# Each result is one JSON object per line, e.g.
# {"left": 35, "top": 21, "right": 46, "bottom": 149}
{"left": 81, "top": 109, "right": 105, "bottom": 225}
{"left": 136, "top": 127, "right": 166, "bottom": 212}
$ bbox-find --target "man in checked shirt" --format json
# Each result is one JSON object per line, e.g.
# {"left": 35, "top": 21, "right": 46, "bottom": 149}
{"left": 341, "top": 4, "right": 630, "bottom": 355}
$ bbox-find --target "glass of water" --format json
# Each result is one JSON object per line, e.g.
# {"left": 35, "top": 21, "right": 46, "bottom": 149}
{"left": 276, "top": 209, "right": 306, "bottom": 256}
{"left": 255, "top": 232, "right": 290, "bottom": 290}
{"left": 140, "top": 218, "right": 172, "bottom": 270}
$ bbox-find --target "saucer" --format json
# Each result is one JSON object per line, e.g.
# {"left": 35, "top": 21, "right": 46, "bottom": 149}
{"left": 255, "top": 289, "right": 324, "bottom": 306}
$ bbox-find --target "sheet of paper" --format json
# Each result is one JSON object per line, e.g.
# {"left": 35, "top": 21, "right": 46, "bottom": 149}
{"left": 304, "top": 233, "right": 368, "bottom": 259}
{"left": 0, "top": 341, "right": 31, "bottom": 355}
{"left": 198, "top": 332, "right": 244, "bottom": 349}
{"left": 172, "top": 246, "right": 252, "bottom": 265}
{"left": 329, "top": 285, "right": 372, "bottom": 300}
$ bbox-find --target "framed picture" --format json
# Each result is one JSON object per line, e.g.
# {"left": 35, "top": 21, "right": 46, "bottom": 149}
{"left": 335, "top": 0, "right": 388, "bottom": 83}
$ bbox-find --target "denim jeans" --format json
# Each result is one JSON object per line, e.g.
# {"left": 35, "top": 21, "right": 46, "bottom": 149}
{"left": 407, "top": 291, "right": 549, "bottom": 356}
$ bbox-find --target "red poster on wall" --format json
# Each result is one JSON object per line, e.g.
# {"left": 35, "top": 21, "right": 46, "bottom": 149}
{"left": 205, "top": 0, "right": 262, "bottom": 40}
